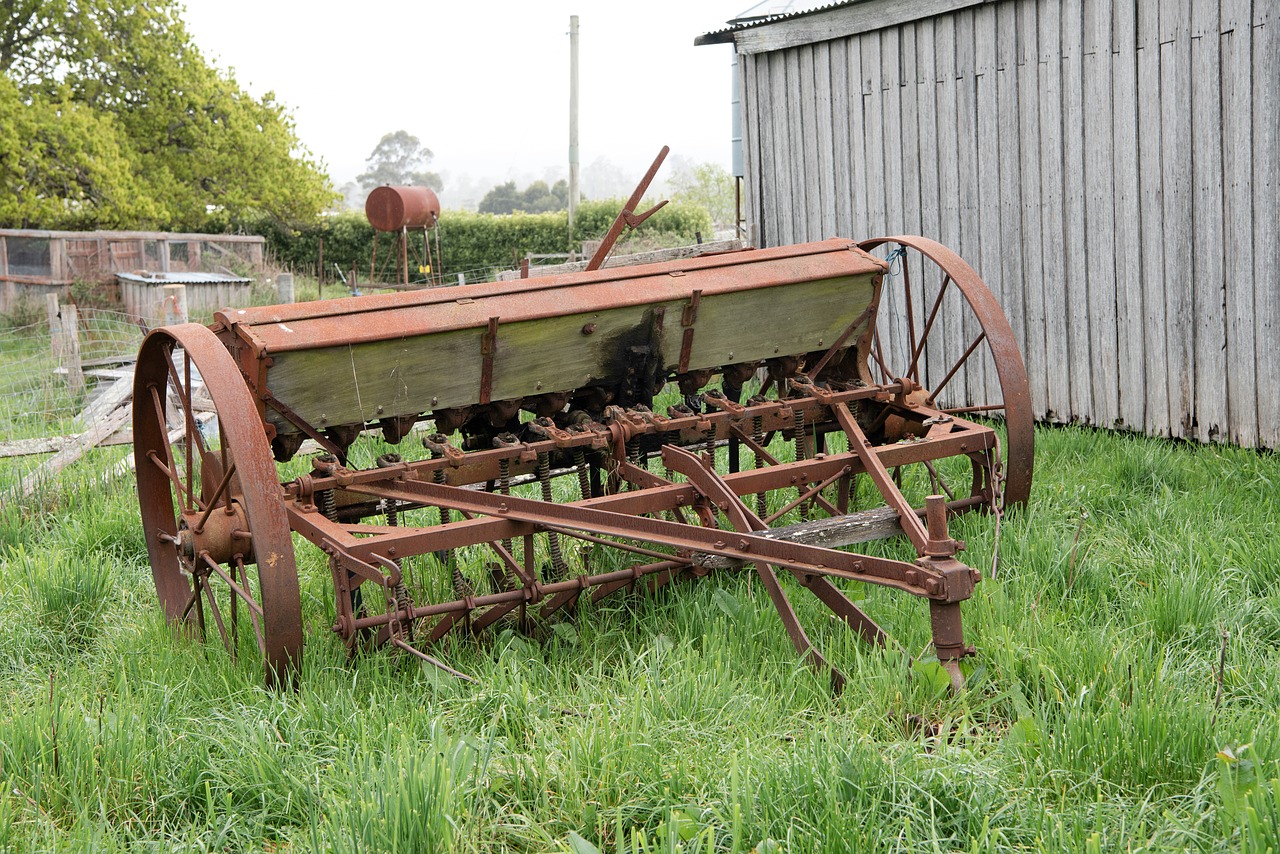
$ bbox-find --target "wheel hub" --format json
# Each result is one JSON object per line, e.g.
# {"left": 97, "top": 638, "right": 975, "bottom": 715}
{"left": 177, "top": 500, "right": 253, "bottom": 565}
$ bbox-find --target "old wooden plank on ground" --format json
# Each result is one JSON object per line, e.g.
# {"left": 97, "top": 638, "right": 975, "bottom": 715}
{"left": 76, "top": 374, "right": 134, "bottom": 429}
{"left": 20, "top": 404, "right": 131, "bottom": 496}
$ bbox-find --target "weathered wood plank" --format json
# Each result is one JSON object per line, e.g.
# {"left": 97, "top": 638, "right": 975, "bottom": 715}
{"left": 847, "top": 36, "right": 870, "bottom": 237}
{"left": 1254, "top": 0, "right": 1279, "bottom": 448}
{"left": 796, "top": 44, "right": 819, "bottom": 242}
{"left": 1111, "top": 0, "right": 1145, "bottom": 432}
{"left": 767, "top": 51, "right": 790, "bottom": 246}
{"left": 898, "top": 22, "right": 925, "bottom": 381}
{"left": 880, "top": 28, "right": 910, "bottom": 373}
{"left": 1038, "top": 0, "right": 1071, "bottom": 421}
{"left": 729, "top": 0, "right": 988, "bottom": 55}
{"left": 900, "top": 23, "right": 923, "bottom": 239}
{"left": 1083, "top": 0, "right": 1118, "bottom": 428}
{"left": 813, "top": 41, "right": 838, "bottom": 240}
{"left": 1159, "top": 0, "right": 1194, "bottom": 438}
{"left": 974, "top": 2, "right": 1001, "bottom": 409}
{"left": 952, "top": 7, "right": 987, "bottom": 408}
{"left": 265, "top": 274, "right": 879, "bottom": 433}
{"left": 20, "top": 404, "right": 131, "bottom": 496}
{"left": 786, "top": 49, "right": 808, "bottom": 245}
{"left": 933, "top": 13, "right": 963, "bottom": 394}
{"left": 76, "top": 374, "right": 134, "bottom": 430}
{"left": 829, "top": 38, "right": 854, "bottom": 238}
{"left": 1136, "top": 0, "right": 1170, "bottom": 437}
{"left": 1060, "top": 0, "right": 1094, "bottom": 423}
{"left": 741, "top": 53, "right": 762, "bottom": 245}
{"left": 915, "top": 18, "right": 941, "bottom": 249}
{"left": 1221, "top": 0, "right": 1257, "bottom": 446}
{"left": 1189, "top": 0, "right": 1227, "bottom": 442}
{"left": 1015, "top": 0, "right": 1048, "bottom": 420}
{"left": 861, "top": 31, "right": 887, "bottom": 236}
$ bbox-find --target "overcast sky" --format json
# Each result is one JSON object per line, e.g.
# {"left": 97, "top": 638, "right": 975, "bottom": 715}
{"left": 179, "top": 1, "right": 747, "bottom": 202}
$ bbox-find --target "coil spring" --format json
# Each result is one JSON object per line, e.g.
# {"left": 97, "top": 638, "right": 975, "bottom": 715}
{"left": 752, "top": 414, "right": 767, "bottom": 519}
{"left": 537, "top": 451, "right": 570, "bottom": 578}
{"left": 572, "top": 449, "right": 592, "bottom": 500}
{"left": 794, "top": 408, "right": 809, "bottom": 521}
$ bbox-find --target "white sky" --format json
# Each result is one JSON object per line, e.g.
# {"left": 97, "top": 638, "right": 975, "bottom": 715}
{"left": 178, "top": 1, "right": 746, "bottom": 202}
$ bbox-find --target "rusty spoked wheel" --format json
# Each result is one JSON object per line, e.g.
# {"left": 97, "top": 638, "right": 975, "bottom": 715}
{"left": 858, "top": 236, "right": 1033, "bottom": 511}
{"left": 133, "top": 323, "right": 302, "bottom": 688}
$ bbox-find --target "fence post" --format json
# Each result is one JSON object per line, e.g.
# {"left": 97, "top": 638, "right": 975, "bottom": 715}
{"left": 60, "top": 303, "right": 84, "bottom": 394}
{"left": 161, "top": 284, "right": 187, "bottom": 326}
{"left": 46, "top": 294, "right": 85, "bottom": 393}
{"left": 277, "top": 272, "right": 295, "bottom": 304}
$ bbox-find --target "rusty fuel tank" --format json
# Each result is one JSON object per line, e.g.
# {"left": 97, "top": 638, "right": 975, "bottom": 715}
{"left": 365, "top": 185, "right": 441, "bottom": 232}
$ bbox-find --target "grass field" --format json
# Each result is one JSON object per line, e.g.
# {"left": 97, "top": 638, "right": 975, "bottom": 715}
{"left": 1, "top": 418, "right": 1278, "bottom": 852}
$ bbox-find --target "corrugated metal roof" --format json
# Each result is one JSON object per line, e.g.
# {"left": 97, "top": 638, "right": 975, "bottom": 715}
{"left": 115, "top": 271, "right": 252, "bottom": 285}
{"left": 695, "top": 1, "right": 856, "bottom": 44}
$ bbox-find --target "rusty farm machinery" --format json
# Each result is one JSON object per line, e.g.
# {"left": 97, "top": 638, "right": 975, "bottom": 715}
{"left": 133, "top": 182, "right": 1032, "bottom": 691}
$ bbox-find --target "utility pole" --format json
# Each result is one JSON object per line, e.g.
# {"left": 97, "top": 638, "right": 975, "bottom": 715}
{"left": 568, "top": 14, "right": 580, "bottom": 247}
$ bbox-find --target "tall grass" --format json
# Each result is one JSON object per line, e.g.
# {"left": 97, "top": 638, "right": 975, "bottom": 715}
{"left": 0, "top": 425, "right": 1277, "bottom": 851}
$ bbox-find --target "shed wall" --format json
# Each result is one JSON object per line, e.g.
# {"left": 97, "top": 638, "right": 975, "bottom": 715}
{"left": 737, "top": 0, "right": 1278, "bottom": 448}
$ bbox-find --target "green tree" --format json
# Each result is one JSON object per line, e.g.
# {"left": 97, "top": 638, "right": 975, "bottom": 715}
{"left": 0, "top": 0, "right": 334, "bottom": 230}
{"left": 477, "top": 178, "right": 571, "bottom": 214}
{"left": 357, "top": 130, "right": 442, "bottom": 192}
{"left": 0, "top": 77, "right": 159, "bottom": 228}
{"left": 666, "top": 160, "right": 734, "bottom": 229}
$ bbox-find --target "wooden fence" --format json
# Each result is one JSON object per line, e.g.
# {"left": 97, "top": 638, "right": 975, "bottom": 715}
{"left": 734, "top": 0, "right": 1278, "bottom": 448}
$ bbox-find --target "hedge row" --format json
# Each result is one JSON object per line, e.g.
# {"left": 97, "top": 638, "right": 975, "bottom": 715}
{"left": 240, "top": 200, "right": 712, "bottom": 284}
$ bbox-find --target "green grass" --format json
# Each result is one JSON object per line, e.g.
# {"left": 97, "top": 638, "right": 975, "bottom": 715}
{"left": 0, "top": 424, "right": 1278, "bottom": 851}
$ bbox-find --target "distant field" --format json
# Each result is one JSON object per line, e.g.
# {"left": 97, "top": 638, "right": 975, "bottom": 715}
{"left": 1, "top": 421, "right": 1278, "bottom": 852}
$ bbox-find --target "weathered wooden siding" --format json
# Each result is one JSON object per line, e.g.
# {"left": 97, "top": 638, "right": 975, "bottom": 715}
{"left": 736, "top": 0, "right": 1279, "bottom": 448}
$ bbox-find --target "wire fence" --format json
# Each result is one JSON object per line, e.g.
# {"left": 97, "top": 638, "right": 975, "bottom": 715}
{"left": 0, "top": 308, "right": 145, "bottom": 448}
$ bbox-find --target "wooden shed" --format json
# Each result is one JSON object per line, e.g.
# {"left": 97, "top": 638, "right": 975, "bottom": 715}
{"left": 698, "top": 0, "right": 1278, "bottom": 449}
{"left": 0, "top": 229, "right": 265, "bottom": 316}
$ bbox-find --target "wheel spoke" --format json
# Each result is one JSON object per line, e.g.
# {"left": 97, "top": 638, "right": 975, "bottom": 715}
{"left": 200, "top": 566, "right": 231, "bottom": 651}
{"left": 900, "top": 250, "right": 919, "bottom": 381}
{"left": 163, "top": 348, "right": 209, "bottom": 458}
{"left": 906, "top": 274, "right": 952, "bottom": 381}
{"left": 234, "top": 556, "right": 266, "bottom": 656}
{"left": 192, "top": 461, "right": 237, "bottom": 534}
{"left": 149, "top": 385, "right": 195, "bottom": 512}
{"left": 871, "top": 327, "right": 891, "bottom": 382}
{"left": 926, "top": 331, "right": 987, "bottom": 405}
{"left": 192, "top": 571, "right": 206, "bottom": 638}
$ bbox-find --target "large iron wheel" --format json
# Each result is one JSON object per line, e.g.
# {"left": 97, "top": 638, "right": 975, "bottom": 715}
{"left": 858, "top": 236, "right": 1033, "bottom": 511}
{"left": 134, "top": 323, "right": 302, "bottom": 687}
